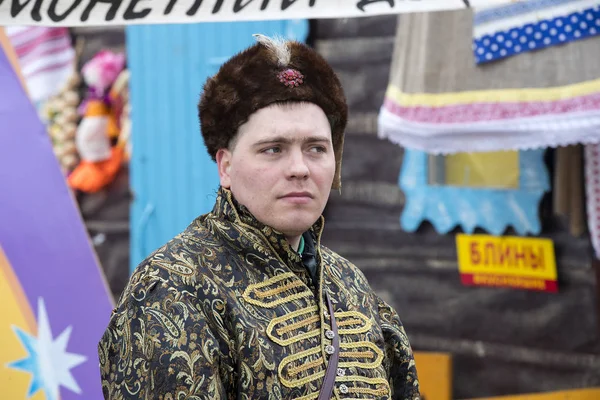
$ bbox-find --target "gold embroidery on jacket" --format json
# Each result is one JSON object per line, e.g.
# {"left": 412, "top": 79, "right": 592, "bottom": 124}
{"left": 243, "top": 254, "right": 390, "bottom": 397}
{"left": 336, "top": 375, "right": 391, "bottom": 394}
{"left": 242, "top": 272, "right": 312, "bottom": 308}
{"left": 287, "top": 358, "right": 323, "bottom": 376}
{"left": 278, "top": 347, "right": 326, "bottom": 388}
{"left": 256, "top": 280, "right": 305, "bottom": 298}
{"left": 277, "top": 314, "right": 320, "bottom": 335}
{"left": 267, "top": 306, "right": 321, "bottom": 346}
{"left": 338, "top": 341, "right": 384, "bottom": 369}
{"left": 324, "top": 310, "right": 372, "bottom": 335}
{"left": 349, "top": 385, "right": 390, "bottom": 397}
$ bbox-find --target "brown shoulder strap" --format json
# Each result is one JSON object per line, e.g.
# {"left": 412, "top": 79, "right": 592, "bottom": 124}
{"left": 318, "top": 293, "right": 340, "bottom": 400}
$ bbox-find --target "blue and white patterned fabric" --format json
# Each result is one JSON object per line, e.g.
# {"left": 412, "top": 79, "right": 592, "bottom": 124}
{"left": 473, "top": 0, "right": 600, "bottom": 64}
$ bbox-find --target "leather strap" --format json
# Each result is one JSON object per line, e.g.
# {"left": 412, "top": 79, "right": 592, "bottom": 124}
{"left": 318, "top": 292, "right": 339, "bottom": 400}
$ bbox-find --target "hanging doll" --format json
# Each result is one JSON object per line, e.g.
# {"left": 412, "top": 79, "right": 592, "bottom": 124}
{"left": 67, "top": 50, "right": 126, "bottom": 193}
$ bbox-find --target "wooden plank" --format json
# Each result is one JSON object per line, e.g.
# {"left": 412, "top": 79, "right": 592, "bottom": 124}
{"left": 595, "top": 258, "right": 600, "bottom": 333}
{"left": 469, "top": 388, "right": 600, "bottom": 400}
{"left": 311, "top": 15, "right": 398, "bottom": 39}
{"left": 332, "top": 135, "right": 404, "bottom": 182}
{"left": 453, "top": 355, "right": 600, "bottom": 399}
{"left": 315, "top": 36, "right": 395, "bottom": 65}
{"left": 345, "top": 112, "right": 379, "bottom": 136}
{"left": 330, "top": 181, "right": 404, "bottom": 206}
{"left": 334, "top": 65, "right": 392, "bottom": 112}
{"left": 409, "top": 334, "right": 600, "bottom": 370}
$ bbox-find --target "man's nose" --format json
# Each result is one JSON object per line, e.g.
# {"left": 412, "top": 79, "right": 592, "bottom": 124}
{"left": 287, "top": 149, "right": 310, "bottom": 179}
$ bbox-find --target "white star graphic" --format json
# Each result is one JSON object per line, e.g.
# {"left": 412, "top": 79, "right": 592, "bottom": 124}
{"left": 7, "top": 297, "right": 87, "bottom": 400}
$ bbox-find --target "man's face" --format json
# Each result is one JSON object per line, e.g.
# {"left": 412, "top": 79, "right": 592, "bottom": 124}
{"left": 216, "top": 102, "right": 335, "bottom": 239}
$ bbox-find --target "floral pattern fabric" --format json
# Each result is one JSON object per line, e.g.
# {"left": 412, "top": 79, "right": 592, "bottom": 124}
{"left": 98, "top": 187, "right": 420, "bottom": 399}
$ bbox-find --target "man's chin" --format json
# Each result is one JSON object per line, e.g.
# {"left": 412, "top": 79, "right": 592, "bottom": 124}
{"left": 267, "top": 206, "right": 321, "bottom": 230}
{"left": 274, "top": 219, "right": 319, "bottom": 236}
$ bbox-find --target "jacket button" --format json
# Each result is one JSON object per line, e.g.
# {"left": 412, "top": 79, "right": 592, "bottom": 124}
{"left": 325, "top": 330, "right": 335, "bottom": 339}
{"left": 339, "top": 384, "right": 349, "bottom": 394}
{"left": 325, "top": 345, "right": 335, "bottom": 355}
{"left": 336, "top": 368, "right": 345, "bottom": 377}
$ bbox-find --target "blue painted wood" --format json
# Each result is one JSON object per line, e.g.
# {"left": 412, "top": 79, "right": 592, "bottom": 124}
{"left": 126, "top": 20, "right": 309, "bottom": 271}
{"left": 400, "top": 149, "right": 550, "bottom": 236}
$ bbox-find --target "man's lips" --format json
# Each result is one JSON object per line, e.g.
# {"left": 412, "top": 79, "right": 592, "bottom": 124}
{"left": 280, "top": 192, "right": 313, "bottom": 199}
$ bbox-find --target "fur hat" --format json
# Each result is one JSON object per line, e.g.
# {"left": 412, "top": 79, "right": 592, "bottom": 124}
{"left": 198, "top": 34, "right": 348, "bottom": 189}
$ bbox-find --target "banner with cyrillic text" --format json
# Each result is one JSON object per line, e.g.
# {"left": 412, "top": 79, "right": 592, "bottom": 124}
{"left": 456, "top": 234, "right": 558, "bottom": 293}
{"left": 0, "top": 0, "right": 516, "bottom": 27}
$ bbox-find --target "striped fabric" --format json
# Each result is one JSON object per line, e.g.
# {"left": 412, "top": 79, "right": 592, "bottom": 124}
{"left": 5, "top": 26, "right": 75, "bottom": 103}
{"left": 378, "top": 8, "right": 600, "bottom": 154}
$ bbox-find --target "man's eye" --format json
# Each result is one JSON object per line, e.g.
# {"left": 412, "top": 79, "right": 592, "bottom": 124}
{"left": 263, "top": 147, "right": 281, "bottom": 154}
{"left": 310, "top": 146, "right": 326, "bottom": 153}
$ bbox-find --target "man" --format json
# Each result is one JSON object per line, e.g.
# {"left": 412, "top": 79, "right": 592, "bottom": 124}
{"left": 99, "top": 34, "right": 420, "bottom": 400}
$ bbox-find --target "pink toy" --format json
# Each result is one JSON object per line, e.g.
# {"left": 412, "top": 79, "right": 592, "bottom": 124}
{"left": 81, "top": 50, "right": 126, "bottom": 99}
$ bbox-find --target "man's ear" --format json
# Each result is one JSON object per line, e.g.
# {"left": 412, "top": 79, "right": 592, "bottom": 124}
{"left": 216, "top": 148, "right": 232, "bottom": 188}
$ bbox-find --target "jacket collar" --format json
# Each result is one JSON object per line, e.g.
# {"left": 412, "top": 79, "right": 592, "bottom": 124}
{"left": 210, "top": 187, "right": 325, "bottom": 266}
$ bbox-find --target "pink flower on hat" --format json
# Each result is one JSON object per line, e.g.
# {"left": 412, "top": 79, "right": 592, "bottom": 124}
{"left": 277, "top": 68, "right": 304, "bottom": 87}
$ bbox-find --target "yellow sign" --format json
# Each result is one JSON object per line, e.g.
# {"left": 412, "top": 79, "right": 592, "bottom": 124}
{"left": 456, "top": 234, "right": 558, "bottom": 293}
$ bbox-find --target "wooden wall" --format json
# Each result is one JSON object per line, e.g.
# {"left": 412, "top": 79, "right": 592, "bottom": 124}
{"left": 314, "top": 16, "right": 600, "bottom": 398}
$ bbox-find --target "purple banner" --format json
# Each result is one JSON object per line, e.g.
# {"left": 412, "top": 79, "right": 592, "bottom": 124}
{"left": 0, "top": 44, "right": 113, "bottom": 400}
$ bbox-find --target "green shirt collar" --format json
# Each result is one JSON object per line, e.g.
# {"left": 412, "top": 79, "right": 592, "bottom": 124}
{"left": 297, "top": 235, "right": 305, "bottom": 255}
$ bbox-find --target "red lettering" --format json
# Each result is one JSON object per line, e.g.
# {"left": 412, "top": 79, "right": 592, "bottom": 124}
{"left": 535, "top": 246, "right": 545, "bottom": 270}
{"left": 498, "top": 245, "right": 513, "bottom": 267}
{"left": 484, "top": 242, "right": 496, "bottom": 266}
{"left": 525, "top": 246, "right": 546, "bottom": 270}
{"left": 514, "top": 245, "right": 526, "bottom": 267}
{"left": 470, "top": 242, "right": 481, "bottom": 265}
{"left": 527, "top": 246, "right": 536, "bottom": 269}
{"left": 471, "top": 274, "right": 548, "bottom": 291}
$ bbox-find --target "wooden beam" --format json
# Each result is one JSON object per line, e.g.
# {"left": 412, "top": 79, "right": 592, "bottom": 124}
{"left": 0, "top": 27, "right": 29, "bottom": 96}
{"left": 468, "top": 388, "right": 600, "bottom": 400}
{"left": 594, "top": 258, "right": 600, "bottom": 333}
{"left": 414, "top": 351, "right": 452, "bottom": 400}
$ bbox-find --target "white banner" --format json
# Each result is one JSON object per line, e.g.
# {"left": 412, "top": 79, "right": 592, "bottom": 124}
{"left": 0, "top": 0, "right": 516, "bottom": 27}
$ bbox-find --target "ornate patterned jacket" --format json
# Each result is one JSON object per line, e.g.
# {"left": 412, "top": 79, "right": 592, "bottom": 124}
{"left": 99, "top": 188, "right": 420, "bottom": 399}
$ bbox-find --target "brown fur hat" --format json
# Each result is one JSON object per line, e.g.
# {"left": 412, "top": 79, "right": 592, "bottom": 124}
{"left": 198, "top": 34, "right": 348, "bottom": 189}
